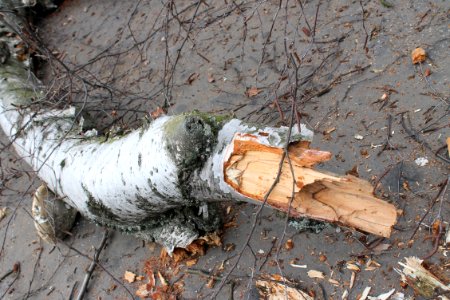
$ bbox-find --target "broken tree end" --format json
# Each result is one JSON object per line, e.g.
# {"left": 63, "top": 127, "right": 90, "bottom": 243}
{"left": 224, "top": 131, "right": 398, "bottom": 238}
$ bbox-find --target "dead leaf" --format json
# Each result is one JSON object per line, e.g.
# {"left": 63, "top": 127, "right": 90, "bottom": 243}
{"left": 402, "top": 181, "right": 410, "bottom": 191}
{"left": 246, "top": 87, "right": 261, "bottom": 97}
{"left": 135, "top": 283, "right": 150, "bottom": 298}
{"left": 185, "top": 258, "right": 198, "bottom": 267}
{"left": 124, "top": 271, "right": 137, "bottom": 283}
{"left": 301, "top": 27, "right": 311, "bottom": 37}
{"left": 360, "top": 149, "right": 370, "bottom": 158}
{"left": 285, "top": 239, "right": 294, "bottom": 250}
{"left": 447, "top": 137, "right": 450, "bottom": 156}
{"left": 186, "top": 73, "right": 199, "bottom": 85}
{"left": 319, "top": 254, "right": 327, "bottom": 262}
{"left": 199, "top": 231, "right": 222, "bottom": 247}
{"left": 307, "top": 270, "right": 325, "bottom": 279}
{"left": 424, "top": 68, "right": 431, "bottom": 77}
{"left": 411, "top": 47, "right": 426, "bottom": 64}
{"left": 0, "top": 207, "right": 7, "bottom": 222}
{"left": 172, "top": 248, "right": 189, "bottom": 263}
{"left": 186, "top": 240, "right": 206, "bottom": 256}
{"left": 150, "top": 107, "right": 166, "bottom": 119}
{"left": 206, "top": 277, "right": 215, "bottom": 289}
{"left": 346, "top": 165, "right": 359, "bottom": 177}
{"left": 431, "top": 219, "right": 442, "bottom": 236}
{"left": 223, "top": 220, "right": 237, "bottom": 228}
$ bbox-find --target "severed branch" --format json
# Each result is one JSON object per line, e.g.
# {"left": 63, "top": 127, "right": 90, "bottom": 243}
{"left": 75, "top": 230, "right": 109, "bottom": 300}
{"left": 223, "top": 132, "right": 398, "bottom": 237}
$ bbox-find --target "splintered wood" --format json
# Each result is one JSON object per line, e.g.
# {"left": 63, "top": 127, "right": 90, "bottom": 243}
{"left": 224, "top": 132, "right": 397, "bottom": 237}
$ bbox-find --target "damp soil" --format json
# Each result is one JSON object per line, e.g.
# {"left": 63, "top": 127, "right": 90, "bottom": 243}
{"left": 1, "top": 0, "right": 449, "bottom": 299}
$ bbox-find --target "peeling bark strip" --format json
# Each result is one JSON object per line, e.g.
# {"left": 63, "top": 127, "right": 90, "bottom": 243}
{"left": 223, "top": 133, "right": 398, "bottom": 237}
{"left": 0, "top": 0, "right": 397, "bottom": 250}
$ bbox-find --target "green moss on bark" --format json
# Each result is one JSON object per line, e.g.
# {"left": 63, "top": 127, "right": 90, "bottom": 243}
{"left": 163, "top": 113, "right": 228, "bottom": 201}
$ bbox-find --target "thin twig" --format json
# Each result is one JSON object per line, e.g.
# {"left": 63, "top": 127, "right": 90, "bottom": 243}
{"left": 409, "top": 177, "right": 449, "bottom": 241}
{"left": 0, "top": 262, "right": 20, "bottom": 299}
{"left": 75, "top": 230, "right": 109, "bottom": 300}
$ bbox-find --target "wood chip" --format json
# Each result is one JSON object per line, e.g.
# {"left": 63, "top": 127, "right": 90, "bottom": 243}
{"left": 324, "top": 127, "right": 336, "bottom": 134}
{"left": 346, "top": 263, "right": 361, "bottom": 272}
{"left": 256, "top": 277, "right": 313, "bottom": 300}
{"left": 290, "top": 263, "right": 307, "bottom": 268}
{"left": 349, "top": 272, "right": 356, "bottom": 290}
{"left": 328, "top": 278, "right": 340, "bottom": 286}
{"left": 360, "top": 286, "right": 371, "bottom": 300}
{"left": 157, "top": 271, "right": 168, "bottom": 286}
{"left": 397, "top": 256, "right": 450, "bottom": 298}
{"left": 307, "top": 270, "right": 325, "bottom": 279}
{"left": 0, "top": 207, "right": 7, "bottom": 221}
{"left": 367, "top": 288, "right": 396, "bottom": 300}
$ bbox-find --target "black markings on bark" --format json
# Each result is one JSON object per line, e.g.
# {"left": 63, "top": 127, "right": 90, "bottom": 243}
{"left": 82, "top": 183, "right": 121, "bottom": 224}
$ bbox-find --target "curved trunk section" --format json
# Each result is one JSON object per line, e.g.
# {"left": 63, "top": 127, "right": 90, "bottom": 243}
{"left": 0, "top": 0, "right": 397, "bottom": 251}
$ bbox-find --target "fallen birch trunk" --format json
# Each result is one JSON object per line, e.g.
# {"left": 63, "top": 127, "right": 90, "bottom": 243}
{"left": 0, "top": 1, "right": 397, "bottom": 251}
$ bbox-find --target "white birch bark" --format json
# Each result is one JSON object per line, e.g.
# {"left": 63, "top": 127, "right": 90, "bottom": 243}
{"left": 0, "top": 0, "right": 313, "bottom": 250}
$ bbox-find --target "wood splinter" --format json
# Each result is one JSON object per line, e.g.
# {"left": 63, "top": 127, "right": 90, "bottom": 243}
{"left": 223, "top": 132, "right": 398, "bottom": 237}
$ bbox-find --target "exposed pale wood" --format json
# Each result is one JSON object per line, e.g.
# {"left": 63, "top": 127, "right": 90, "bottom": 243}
{"left": 224, "top": 136, "right": 398, "bottom": 237}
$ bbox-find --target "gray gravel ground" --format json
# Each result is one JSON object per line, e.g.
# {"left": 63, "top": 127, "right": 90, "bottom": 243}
{"left": 1, "top": 0, "right": 449, "bottom": 299}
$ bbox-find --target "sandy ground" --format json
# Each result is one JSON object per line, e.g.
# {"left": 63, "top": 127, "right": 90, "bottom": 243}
{"left": 1, "top": 0, "right": 449, "bottom": 299}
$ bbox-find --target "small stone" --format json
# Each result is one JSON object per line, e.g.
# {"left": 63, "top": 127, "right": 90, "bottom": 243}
{"left": 354, "top": 134, "right": 364, "bottom": 140}
{"left": 414, "top": 157, "right": 428, "bottom": 166}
